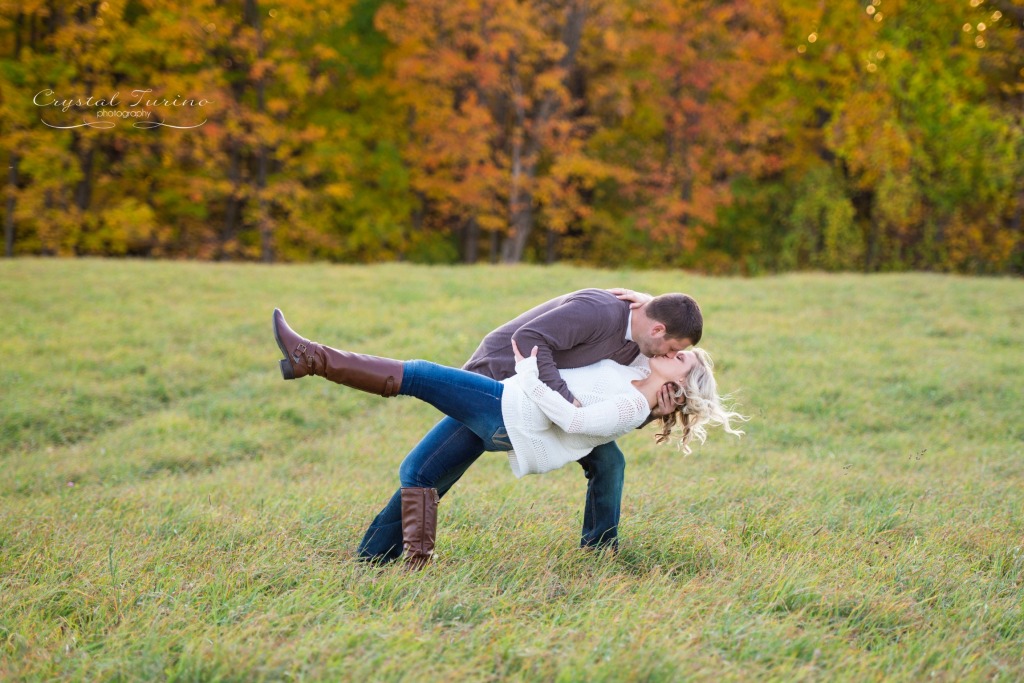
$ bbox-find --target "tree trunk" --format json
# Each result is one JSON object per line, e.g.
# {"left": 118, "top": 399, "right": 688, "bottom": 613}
{"left": 1010, "top": 184, "right": 1024, "bottom": 274}
{"left": 5, "top": 154, "right": 17, "bottom": 257}
{"left": 462, "top": 216, "right": 479, "bottom": 263}
{"left": 41, "top": 189, "right": 54, "bottom": 255}
{"left": 545, "top": 228, "right": 557, "bottom": 264}
{"left": 502, "top": 127, "right": 534, "bottom": 263}
{"left": 403, "top": 195, "right": 422, "bottom": 263}
{"left": 857, "top": 193, "right": 877, "bottom": 272}
{"left": 218, "top": 0, "right": 253, "bottom": 261}
{"left": 1012, "top": 83, "right": 1024, "bottom": 274}
{"left": 502, "top": 189, "right": 534, "bottom": 262}
{"left": 14, "top": 12, "right": 23, "bottom": 56}
{"left": 489, "top": 229, "right": 499, "bottom": 263}
{"left": 257, "top": 140, "right": 271, "bottom": 263}
{"left": 221, "top": 139, "right": 244, "bottom": 259}
{"left": 247, "top": 0, "right": 274, "bottom": 263}
{"left": 499, "top": 0, "right": 587, "bottom": 263}
{"left": 74, "top": 135, "right": 95, "bottom": 211}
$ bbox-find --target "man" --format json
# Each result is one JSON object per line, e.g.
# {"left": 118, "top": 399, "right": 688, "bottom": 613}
{"left": 357, "top": 287, "right": 702, "bottom": 564}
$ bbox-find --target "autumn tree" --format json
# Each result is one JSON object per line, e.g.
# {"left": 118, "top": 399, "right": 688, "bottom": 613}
{"left": 377, "top": 0, "right": 619, "bottom": 263}
{"left": 1, "top": 0, "right": 1021, "bottom": 272}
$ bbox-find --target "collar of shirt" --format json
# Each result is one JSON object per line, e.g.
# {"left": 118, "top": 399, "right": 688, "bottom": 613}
{"left": 625, "top": 310, "right": 633, "bottom": 342}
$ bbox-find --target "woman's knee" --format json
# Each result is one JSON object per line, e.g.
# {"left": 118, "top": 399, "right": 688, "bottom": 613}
{"left": 399, "top": 459, "right": 430, "bottom": 488}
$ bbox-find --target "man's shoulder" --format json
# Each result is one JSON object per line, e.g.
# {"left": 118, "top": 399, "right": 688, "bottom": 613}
{"left": 553, "top": 289, "right": 630, "bottom": 341}
{"left": 563, "top": 288, "right": 620, "bottom": 304}
{"left": 560, "top": 288, "right": 625, "bottom": 315}
{"left": 484, "top": 288, "right": 625, "bottom": 340}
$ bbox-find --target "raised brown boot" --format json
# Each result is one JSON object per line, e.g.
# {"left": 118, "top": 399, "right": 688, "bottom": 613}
{"left": 272, "top": 308, "right": 403, "bottom": 396}
{"left": 401, "top": 487, "right": 439, "bottom": 570}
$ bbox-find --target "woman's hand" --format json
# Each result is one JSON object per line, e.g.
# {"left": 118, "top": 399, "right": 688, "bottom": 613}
{"left": 607, "top": 288, "right": 653, "bottom": 309}
{"left": 650, "top": 383, "right": 676, "bottom": 418}
{"left": 512, "top": 338, "right": 538, "bottom": 364}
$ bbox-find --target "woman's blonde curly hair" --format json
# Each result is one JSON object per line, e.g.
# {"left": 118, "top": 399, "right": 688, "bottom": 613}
{"left": 655, "top": 347, "right": 747, "bottom": 453}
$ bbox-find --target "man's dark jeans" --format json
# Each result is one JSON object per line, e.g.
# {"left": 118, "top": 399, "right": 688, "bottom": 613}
{"left": 356, "top": 410, "right": 626, "bottom": 562}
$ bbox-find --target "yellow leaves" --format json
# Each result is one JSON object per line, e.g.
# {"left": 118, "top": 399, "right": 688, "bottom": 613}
{"left": 274, "top": 62, "right": 311, "bottom": 98}
{"left": 874, "top": 173, "right": 923, "bottom": 235}
{"left": 486, "top": 32, "right": 519, "bottom": 61}
{"left": 945, "top": 211, "right": 1018, "bottom": 272}
{"left": 0, "top": 0, "right": 49, "bottom": 13}
{"left": 550, "top": 155, "right": 638, "bottom": 189}
{"left": 533, "top": 69, "right": 567, "bottom": 95}
{"left": 828, "top": 91, "right": 911, "bottom": 190}
{"left": 311, "top": 44, "right": 339, "bottom": 62}
{"left": 249, "top": 59, "right": 275, "bottom": 82}
{"left": 89, "top": 198, "right": 158, "bottom": 256}
{"left": 603, "top": 29, "right": 620, "bottom": 53}
{"left": 324, "top": 183, "right": 354, "bottom": 202}
{"left": 310, "top": 73, "right": 332, "bottom": 96}
{"left": 266, "top": 98, "right": 290, "bottom": 117}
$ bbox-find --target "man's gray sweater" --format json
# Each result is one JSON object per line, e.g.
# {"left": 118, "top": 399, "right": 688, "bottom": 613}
{"left": 462, "top": 289, "right": 641, "bottom": 404}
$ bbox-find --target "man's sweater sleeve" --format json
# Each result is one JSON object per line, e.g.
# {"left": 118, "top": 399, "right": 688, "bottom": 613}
{"left": 509, "top": 292, "right": 615, "bottom": 403}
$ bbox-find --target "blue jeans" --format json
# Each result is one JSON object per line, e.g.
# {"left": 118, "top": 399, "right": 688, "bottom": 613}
{"left": 356, "top": 361, "right": 625, "bottom": 562}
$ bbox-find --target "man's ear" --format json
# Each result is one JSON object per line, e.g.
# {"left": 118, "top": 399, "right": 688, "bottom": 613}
{"left": 650, "top": 322, "right": 666, "bottom": 339}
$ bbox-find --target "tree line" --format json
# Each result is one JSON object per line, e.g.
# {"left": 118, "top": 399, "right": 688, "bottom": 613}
{"left": 2, "top": 0, "right": 1022, "bottom": 273}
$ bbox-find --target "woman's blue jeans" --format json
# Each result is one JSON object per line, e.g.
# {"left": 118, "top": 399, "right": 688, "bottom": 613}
{"left": 396, "top": 360, "right": 510, "bottom": 453}
{"left": 356, "top": 360, "right": 624, "bottom": 562}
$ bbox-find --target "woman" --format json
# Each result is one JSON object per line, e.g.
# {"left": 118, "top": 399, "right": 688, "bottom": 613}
{"left": 272, "top": 308, "right": 744, "bottom": 566}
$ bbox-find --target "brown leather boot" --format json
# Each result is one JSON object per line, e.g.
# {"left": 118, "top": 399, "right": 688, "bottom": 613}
{"left": 401, "top": 487, "right": 439, "bottom": 570}
{"left": 272, "top": 308, "right": 403, "bottom": 396}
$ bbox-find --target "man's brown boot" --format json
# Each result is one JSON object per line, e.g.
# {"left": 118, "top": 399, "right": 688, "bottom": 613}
{"left": 401, "top": 487, "right": 439, "bottom": 570}
{"left": 272, "top": 308, "right": 403, "bottom": 396}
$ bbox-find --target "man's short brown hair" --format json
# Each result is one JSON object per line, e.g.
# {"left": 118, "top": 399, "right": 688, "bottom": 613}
{"left": 647, "top": 293, "right": 702, "bottom": 345}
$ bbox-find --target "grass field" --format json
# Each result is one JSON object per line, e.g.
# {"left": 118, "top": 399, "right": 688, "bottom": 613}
{"left": 1, "top": 259, "right": 1022, "bottom": 682}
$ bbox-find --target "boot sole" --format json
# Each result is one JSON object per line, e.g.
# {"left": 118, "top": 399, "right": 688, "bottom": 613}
{"left": 273, "top": 309, "right": 296, "bottom": 380}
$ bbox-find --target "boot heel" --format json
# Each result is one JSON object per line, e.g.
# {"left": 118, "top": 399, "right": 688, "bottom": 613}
{"left": 279, "top": 359, "right": 296, "bottom": 380}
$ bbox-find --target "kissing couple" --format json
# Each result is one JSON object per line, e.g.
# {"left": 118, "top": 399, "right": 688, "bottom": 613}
{"left": 272, "top": 287, "right": 745, "bottom": 568}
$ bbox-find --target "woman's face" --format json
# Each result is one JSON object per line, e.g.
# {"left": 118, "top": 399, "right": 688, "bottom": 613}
{"left": 650, "top": 350, "right": 699, "bottom": 384}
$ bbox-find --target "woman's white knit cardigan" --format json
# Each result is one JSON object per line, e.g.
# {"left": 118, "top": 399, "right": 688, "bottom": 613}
{"left": 500, "top": 355, "right": 651, "bottom": 478}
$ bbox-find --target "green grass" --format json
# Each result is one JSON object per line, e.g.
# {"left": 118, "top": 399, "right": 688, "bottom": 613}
{"left": 1, "top": 258, "right": 1022, "bottom": 682}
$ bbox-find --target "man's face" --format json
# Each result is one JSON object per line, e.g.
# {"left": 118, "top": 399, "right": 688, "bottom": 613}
{"left": 636, "top": 326, "right": 692, "bottom": 358}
